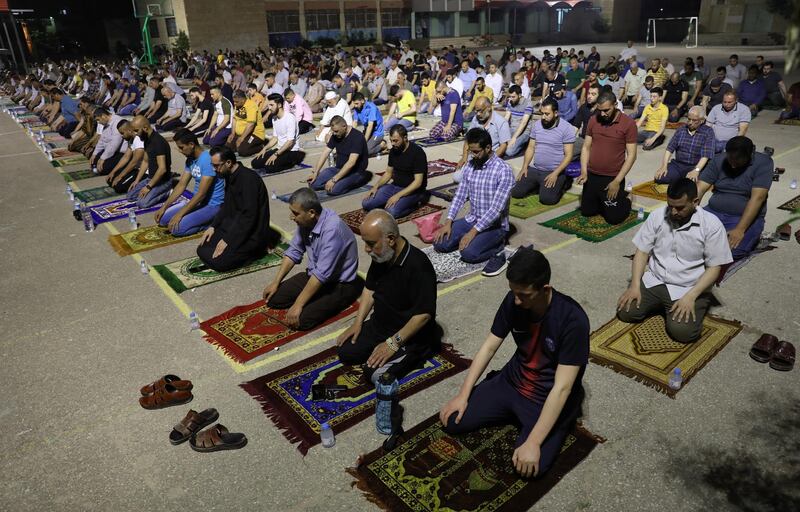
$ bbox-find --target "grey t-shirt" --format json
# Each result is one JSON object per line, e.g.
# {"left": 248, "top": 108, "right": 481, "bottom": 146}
{"left": 700, "top": 152, "right": 773, "bottom": 218}
{"left": 469, "top": 111, "right": 512, "bottom": 151}
{"left": 505, "top": 97, "right": 534, "bottom": 134}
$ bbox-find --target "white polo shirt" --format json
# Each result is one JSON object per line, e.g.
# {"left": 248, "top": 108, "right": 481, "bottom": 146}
{"left": 633, "top": 205, "right": 733, "bottom": 300}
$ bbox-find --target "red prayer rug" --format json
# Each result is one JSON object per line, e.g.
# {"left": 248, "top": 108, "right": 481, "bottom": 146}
{"left": 340, "top": 203, "right": 445, "bottom": 235}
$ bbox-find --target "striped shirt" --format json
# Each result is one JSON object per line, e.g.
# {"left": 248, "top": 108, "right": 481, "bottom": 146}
{"left": 505, "top": 97, "right": 534, "bottom": 133}
{"left": 667, "top": 123, "right": 715, "bottom": 166}
{"left": 448, "top": 153, "right": 514, "bottom": 232}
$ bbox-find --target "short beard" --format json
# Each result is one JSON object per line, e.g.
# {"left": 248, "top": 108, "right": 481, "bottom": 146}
{"left": 596, "top": 110, "right": 615, "bottom": 125}
{"left": 369, "top": 247, "right": 395, "bottom": 264}
{"left": 541, "top": 116, "right": 557, "bottom": 129}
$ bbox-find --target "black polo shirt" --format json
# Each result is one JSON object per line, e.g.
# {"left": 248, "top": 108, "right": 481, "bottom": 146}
{"left": 365, "top": 238, "right": 437, "bottom": 347}
{"left": 388, "top": 141, "right": 428, "bottom": 189}
{"left": 663, "top": 79, "right": 689, "bottom": 106}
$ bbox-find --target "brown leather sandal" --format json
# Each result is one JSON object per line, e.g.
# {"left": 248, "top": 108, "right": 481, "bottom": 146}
{"left": 770, "top": 341, "right": 796, "bottom": 371}
{"left": 170, "top": 408, "right": 219, "bottom": 445}
{"left": 778, "top": 224, "right": 792, "bottom": 241}
{"left": 140, "top": 374, "right": 193, "bottom": 396}
{"left": 138, "top": 384, "right": 193, "bottom": 410}
{"left": 189, "top": 424, "right": 247, "bottom": 452}
{"left": 749, "top": 334, "right": 779, "bottom": 363}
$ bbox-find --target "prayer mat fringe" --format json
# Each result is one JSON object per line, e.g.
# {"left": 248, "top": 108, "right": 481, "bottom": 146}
{"left": 152, "top": 265, "right": 188, "bottom": 293}
{"left": 108, "top": 234, "right": 133, "bottom": 256}
{"left": 589, "top": 316, "right": 742, "bottom": 399}
{"left": 575, "top": 422, "right": 607, "bottom": 444}
{"left": 107, "top": 230, "right": 201, "bottom": 257}
{"left": 239, "top": 380, "right": 315, "bottom": 455}
{"left": 344, "top": 467, "right": 394, "bottom": 512}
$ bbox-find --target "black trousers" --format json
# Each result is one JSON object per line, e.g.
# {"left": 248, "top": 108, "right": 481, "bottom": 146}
{"left": 579, "top": 171, "right": 632, "bottom": 225}
{"left": 111, "top": 167, "right": 138, "bottom": 194}
{"left": 196, "top": 228, "right": 268, "bottom": 272}
{"left": 298, "top": 120, "right": 315, "bottom": 134}
{"left": 267, "top": 272, "right": 363, "bottom": 330}
{"left": 251, "top": 149, "right": 306, "bottom": 174}
{"left": 96, "top": 152, "right": 126, "bottom": 176}
{"left": 158, "top": 118, "right": 186, "bottom": 132}
{"left": 226, "top": 134, "right": 265, "bottom": 157}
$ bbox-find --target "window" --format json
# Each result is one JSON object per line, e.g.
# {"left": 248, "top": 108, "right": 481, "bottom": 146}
{"left": 148, "top": 19, "right": 159, "bottom": 38}
{"left": 306, "top": 9, "right": 340, "bottom": 31}
{"left": 345, "top": 9, "right": 377, "bottom": 29}
{"left": 382, "top": 8, "right": 410, "bottom": 27}
{"left": 165, "top": 17, "right": 178, "bottom": 37}
{"left": 267, "top": 11, "right": 300, "bottom": 33}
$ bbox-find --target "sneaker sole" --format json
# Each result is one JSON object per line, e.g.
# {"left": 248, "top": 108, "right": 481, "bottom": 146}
{"left": 481, "top": 262, "right": 508, "bottom": 277}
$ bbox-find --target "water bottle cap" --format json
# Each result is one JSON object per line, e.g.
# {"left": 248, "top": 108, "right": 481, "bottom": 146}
{"left": 673, "top": 368, "right": 681, "bottom": 375}
{"left": 321, "top": 422, "right": 330, "bottom": 430}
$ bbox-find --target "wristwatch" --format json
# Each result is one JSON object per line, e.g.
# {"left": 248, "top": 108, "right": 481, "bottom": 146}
{"left": 692, "top": 167, "right": 700, "bottom": 173}
{"left": 393, "top": 333, "right": 403, "bottom": 347}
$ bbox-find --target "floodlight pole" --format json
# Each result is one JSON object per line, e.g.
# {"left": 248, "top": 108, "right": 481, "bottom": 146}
{"left": 141, "top": 15, "right": 155, "bottom": 65}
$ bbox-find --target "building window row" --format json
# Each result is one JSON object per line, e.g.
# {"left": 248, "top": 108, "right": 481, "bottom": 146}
{"left": 266, "top": 9, "right": 411, "bottom": 33}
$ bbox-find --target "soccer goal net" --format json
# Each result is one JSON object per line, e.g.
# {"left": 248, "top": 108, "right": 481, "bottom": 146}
{"left": 646, "top": 16, "right": 699, "bottom": 49}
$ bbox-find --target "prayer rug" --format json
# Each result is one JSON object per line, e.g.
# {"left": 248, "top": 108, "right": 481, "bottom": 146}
{"left": 51, "top": 148, "right": 82, "bottom": 158}
{"left": 255, "top": 162, "right": 311, "bottom": 178}
{"left": 153, "top": 243, "right": 288, "bottom": 293}
{"left": 240, "top": 344, "right": 471, "bottom": 455}
{"left": 43, "top": 133, "right": 66, "bottom": 143}
{"left": 632, "top": 180, "right": 668, "bottom": 201}
{"left": 427, "top": 159, "right": 458, "bottom": 178}
{"left": 589, "top": 315, "right": 742, "bottom": 397}
{"left": 773, "top": 118, "right": 800, "bottom": 126}
{"left": 108, "top": 225, "right": 202, "bottom": 256}
{"left": 346, "top": 414, "right": 604, "bottom": 512}
{"left": 201, "top": 300, "right": 359, "bottom": 363}
{"left": 46, "top": 140, "right": 71, "bottom": 149}
{"left": 89, "top": 191, "right": 191, "bottom": 224}
{"left": 416, "top": 136, "right": 464, "bottom": 148}
{"left": 276, "top": 185, "right": 372, "bottom": 204}
{"left": 429, "top": 183, "right": 459, "bottom": 202}
{"left": 716, "top": 245, "right": 776, "bottom": 286}
{"left": 421, "top": 246, "right": 486, "bottom": 283}
{"left": 665, "top": 121, "right": 686, "bottom": 130}
{"left": 341, "top": 204, "right": 445, "bottom": 235}
{"left": 540, "top": 209, "right": 646, "bottom": 243}
{"left": 777, "top": 194, "right": 800, "bottom": 212}
{"left": 73, "top": 186, "right": 120, "bottom": 203}
{"left": 61, "top": 169, "right": 96, "bottom": 182}
{"left": 51, "top": 155, "right": 89, "bottom": 167}
{"left": 509, "top": 193, "right": 579, "bottom": 220}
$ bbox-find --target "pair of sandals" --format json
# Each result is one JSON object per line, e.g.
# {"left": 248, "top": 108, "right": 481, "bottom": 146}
{"left": 749, "top": 334, "right": 795, "bottom": 371}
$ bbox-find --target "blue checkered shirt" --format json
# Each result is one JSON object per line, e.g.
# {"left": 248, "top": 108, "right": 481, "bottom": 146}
{"left": 667, "top": 123, "right": 715, "bottom": 166}
{"left": 448, "top": 153, "right": 514, "bottom": 232}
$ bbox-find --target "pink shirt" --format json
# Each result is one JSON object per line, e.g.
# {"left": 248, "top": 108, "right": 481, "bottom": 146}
{"left": 285, "top": 95, "right": 312, "bottom": 123}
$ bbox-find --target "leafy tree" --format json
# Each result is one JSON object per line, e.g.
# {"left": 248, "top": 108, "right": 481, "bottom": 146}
{"left": 172, "top": 30, "right": 190, "bottom": 53}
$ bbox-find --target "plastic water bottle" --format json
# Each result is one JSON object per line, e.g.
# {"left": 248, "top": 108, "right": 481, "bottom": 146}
{"left": 128, "top": 210, "right": 137, "bottom": 229}
{"left": 320, "top": 422, "right": 336, "bottom": 448}
{"left": 66, "top": 185, "right": 74, "bottom": 201}
{"left": 72, "top": 199, "right": 81, "bottom": 220}
{"left": 140, "top": 260, "right": 149, "bottom": 275}
{"left": 92, "top": 166, "right": 98, "bottom": 175}
{"left": 80, "top": 203, "right": 94, "bottom": 232}
{"left": 45, "top": 148, "right": 53, "bottom": 161}
{"left": 189, "top": 311, "right": 200, "bottom": 330}
{"left": 625, "top": 181, "right": 633, "bottom": 193}
{"left": 791, "top": 179, "right": 798, "bottom": 190}
{"left": 637, "top": 207, "right": 645, "bottom": 220}
{"left": 668, "top": 368, "right": 682, "bottom": 390}
{"left": 375, "top": 373, "right": 399, "bottom": 435}
{"left": 327, "top": 152, "right": 334, "bottom": 168}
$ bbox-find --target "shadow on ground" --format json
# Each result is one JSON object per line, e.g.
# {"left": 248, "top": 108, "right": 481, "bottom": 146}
{"left": 665, "top": 390, "right": 800, "bottom": 512}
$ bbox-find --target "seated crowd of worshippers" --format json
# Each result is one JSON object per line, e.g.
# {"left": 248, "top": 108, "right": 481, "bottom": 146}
{"left": 2, "top": 40, "right": 788, "bottom": 476}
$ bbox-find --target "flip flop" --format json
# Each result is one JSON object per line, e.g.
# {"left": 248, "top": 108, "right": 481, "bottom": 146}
{"left": 140, "top": 374, "right": 193, "bottom": 396}
{"left": 769, "top": 341, "right": 796, "bottom": 371}
{"left": 138, "top": 384, "right": 193, "bottom": 410}
{"left": 189, "top": 424, "right": 248, "bottom": 452}
{"left": 749, "top": 334, "right": 778, "bottom": 363}
{"left": 777, "top": 224, "right": 792, "bottom": 241}
{"left": 170, "top": 408, "right": 219, "bottom": 445}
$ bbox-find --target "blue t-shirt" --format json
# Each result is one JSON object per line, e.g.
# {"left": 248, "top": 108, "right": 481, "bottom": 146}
{"left": 440, "top": 90, "right": 463, "bottom": 127}
{"left": 127, "top": 84, "right": 140, "bottom": 103}
{"left": 355, "top": 101, "right": 384, "bottom": 138}
{"left": 61, "top": 96, "right": 79, "bottom": 123}
{"left": 186, "top": 150, "right": 225, "bottom": 207}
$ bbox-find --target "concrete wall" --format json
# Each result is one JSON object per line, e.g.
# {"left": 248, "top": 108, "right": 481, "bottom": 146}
{"left": 182, "top": 0, "right": 268, "bottom": 51}
{"left": 598, "top": 0, "right": 641, "bottom": 41}
{"left": 698, "top": 0, "right": 787, "bottom": 34}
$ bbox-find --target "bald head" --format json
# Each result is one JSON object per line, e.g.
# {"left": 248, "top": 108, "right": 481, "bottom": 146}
{"left": 131, "top": 115, "right": 150, "bottom": 132}
{"left": 474, "top": 96, "right": 492, "bottom": 123}
{"left": 361, "top": 209, "right": 399, "bottom": 238}
{"left": 360, "top": 209, "right": 400, "bottom": 264}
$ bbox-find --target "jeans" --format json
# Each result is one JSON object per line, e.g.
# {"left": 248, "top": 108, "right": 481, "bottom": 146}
{"left": 704, "top": 206, "right": 765, "bottom": 260}
{"left": 126, "top": 177, "right": 172, "bottom": 209}
{"left": 117, "top": 103, "right": 139, "bottom": 116}
{"left": 655, "top": 160, "right": 695, "bottom": 185}
{"left": 779, "top": 107, "right": 800, "bottom": 120}
{"left": 637, "top": 130, "right": 665, "bottom": 151}
{"left": 362, "top": 183, "right": 429, "bottom": 219}
{"left": 385, "top": 117, "right": 414, "bottom": 131}
{"left": 158, "top": 201, "right": 221, "bottom": 236}
{"left": 419, "top": 101, "right": 432, "bottom": 114}
{"left": 310, "top": 166, "right": 372, "bottom": 196}
{"left": 433, "top": 218, "right": 505, "bottom": 264}
{"left": 57, "top": 121, "right": 78, "bottom": 139}
{"left": 505, "top": 132, "right": 530, "bottom": 158}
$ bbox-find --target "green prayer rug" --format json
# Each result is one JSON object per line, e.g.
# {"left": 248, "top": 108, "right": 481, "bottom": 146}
{"left": 73, "top": 186, "right": 120, "bottom": 203}
{"left": 61, "top": 169, "right": 96, "bottom": 182}
{"left": 509, "top": 192, "right": 579, "bottom": 219}
{"left": 153, "top": 243, "right": 288, "bottom": 293}
{"left": 347, "top": 414, "right": 604, "bottom": 512}
{"left": 540, "top": 209, "right": 647, "bottom": 242}
{"left": 51, "top": 155, "right": 89, "bottom": 167}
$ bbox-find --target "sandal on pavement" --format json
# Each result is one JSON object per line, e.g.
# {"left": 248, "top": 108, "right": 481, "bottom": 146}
{"left": 769, "top": 341, "right": 796, "bottom": 372}
{"left": 139, "top": 384, "right": 193, "bottom": 410}
{"left": 170, "top": 408, "right": 219, "bottom": 445}
{"left": 140, "top": 374, "right": 193, "bottom": 396}
{"left": 777, "top": 224, "right": 792, "bottom": 241}
{"left": 189, "top": 424, "right": 247, "bottom": 452}
{"left": 749, "top": 334, "right": 779, "bottom": 363}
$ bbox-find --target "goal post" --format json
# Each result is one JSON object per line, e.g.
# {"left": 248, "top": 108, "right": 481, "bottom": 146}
{"left": 646, "top": 16, "right": 699, "bottom": 49}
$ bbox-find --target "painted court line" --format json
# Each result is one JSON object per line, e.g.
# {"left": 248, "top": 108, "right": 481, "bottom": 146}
{"left": 0, "top": 150, "right": 41, "bottom": 158}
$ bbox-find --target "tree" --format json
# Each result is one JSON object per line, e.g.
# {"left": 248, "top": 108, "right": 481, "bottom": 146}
{"left": 172, "top": 30, "right": 190, "bottom": 54}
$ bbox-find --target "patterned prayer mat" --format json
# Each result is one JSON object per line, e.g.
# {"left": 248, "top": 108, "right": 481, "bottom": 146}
{"left": 632, "top": 180, "right": 668, "bottom": 201}
{"left": 421, "top": 246, "right": 485, "bottom": 283}
{"left": 590, "top": 315, "right": 742, "bottom": 397}
{"left": 774, "top": 118, "right": 800, "bottom": 126}
{"left": 61, "top": 169, "right": 96, "bottom": 182}
{"left": 51, "top": 148, "right": 82, "bottom": 158}
{"left": 153, "top": 243, "right": 288, "bottom": 293}
{"left": 108, "top": 225, "right": 202, "bottom": 256}
{"left": 46, "top": 140, "right": 71, "bottom": 149}
{"left": 665, "top": 121, "right": 686, "bottom": 130}
{"left": 777, "top": 194, "right": 800, "bottom": 212}
{"left": 417, "top": 136, "right": 464, "bottom": 148}
{"left": 341, "top": 203, "right": 445, "bottom": 235}
{"left": 276, "top": 185, "right": 372, "bottom": 204}
{"left": 89, "top": 191, "right": 191, "bottom": 224}
{"left": 427, "top": 159, "right": 458, "bottom": 178}
{"left": 509, "top": 193, "right": 579, "bottom": 220}
{"left": 73, "top": 186, "right": 120, "bottom": 203}
{"left": 429, "top": 183, "right": 459, "bottom": 202}
{"left": 540, "top": 209, "right": 647, "bottom": 243}
{"left": 201, "top": 300, "right": 359, "bottom": 363}
{"left": 240, "top": 344, "right": 470, "bottom": 455}
{"left": 255, "top": 162, "right": 311, "bottom": 178}
{"left": 51, "top": 155, "right": 89, "bottom": 167}
{"left": 346, "top": 414, "right": 604, "bottom": 512}
{"left": 44, "top": 133, "right": 67, "bottom": 143}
